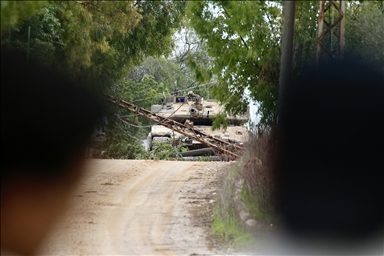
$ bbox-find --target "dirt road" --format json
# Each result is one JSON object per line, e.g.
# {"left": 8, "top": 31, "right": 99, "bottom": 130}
{"left": 38, "top": 159, "right": 229, "bottom": 255}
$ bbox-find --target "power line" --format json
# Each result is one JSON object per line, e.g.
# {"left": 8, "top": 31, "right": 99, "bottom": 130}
{"left": 115, "top": 119, "right": 143, "bottom": 141}
{"left": 114, "top": 101, "right": 187, "bottom": 129}
{"left": 115, "top": 114, "right": 152, "bottom": 128}
{"left": 131, "top": 82, "right": 213, "bottom": 103}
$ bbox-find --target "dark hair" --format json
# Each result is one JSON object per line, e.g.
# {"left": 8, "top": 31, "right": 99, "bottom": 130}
{"left": 279, "top": 58, "right": 384, "bottom": 242}
{"left": 1, "top": 48, "right": 104, "bottom": 184}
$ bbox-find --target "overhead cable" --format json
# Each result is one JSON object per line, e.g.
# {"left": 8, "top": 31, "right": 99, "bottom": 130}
{"left": 114, "top": 101, "right": 186, "bottom": 129}
{"left": 131, "top": 82, "right": 212, "bottom": 103}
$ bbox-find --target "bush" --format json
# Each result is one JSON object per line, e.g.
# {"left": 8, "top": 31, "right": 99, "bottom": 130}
{"left": 144, "top": 139, "right": 188, "bottom": 160}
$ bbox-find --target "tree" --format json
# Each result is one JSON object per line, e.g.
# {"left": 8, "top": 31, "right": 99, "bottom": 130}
{"left": 185, "top": 1, "right": 384, "bottom": 132}
{"left": 1, "top": 1, "right": 47, "bottom": 34}
{"left": 345, "top": 1, "right": 384, "bottom": 72}
{"left": 2, "top": 4, "right": 65, "bottom": 68}
{"left": 2, "top": 1, "right": 187, "bottom": 160}
{"left": 91, "top": 118, "right": 147, "bottom": 160}
{"left": 126, "top": 56, "right": 211, "bottom": 99}
{"left": 292, "top": 1, "right": 319, "bottom": 78}
{"left": 186, "top": 1, "right": 283, "bottom": 131}
{"left": 2, "top": 1, "right": 186, "bottom": 89}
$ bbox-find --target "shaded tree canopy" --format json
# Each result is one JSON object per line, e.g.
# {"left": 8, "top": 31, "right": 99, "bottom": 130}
{"left": 186, "top": 1, "right": 282, "bottom": 131}
{"left": 2, "top": 1, "right": 186, "bottom": 89}
{"left": 1, "top": 1, "right": 187, "bottom": 160}
{"left": 345, "top": 1, "right": 384, "bottom": 72}
{"left": 185, "top": 1, "right": 384, "bottom": 131}
{"left": 1, "top": 1, "right": 47, "bottom": 33}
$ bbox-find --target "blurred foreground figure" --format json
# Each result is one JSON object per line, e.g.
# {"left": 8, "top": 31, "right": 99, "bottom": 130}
{"left": 1, "top": 49, "right": 104, "bottom": 255}
{"left": 275, "top": 58, "right": 383, "bottom": 255}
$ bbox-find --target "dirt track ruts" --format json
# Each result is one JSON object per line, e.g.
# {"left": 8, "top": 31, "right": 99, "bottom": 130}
{"left": 38, "top": 159, "right": 229, "bottom": 255}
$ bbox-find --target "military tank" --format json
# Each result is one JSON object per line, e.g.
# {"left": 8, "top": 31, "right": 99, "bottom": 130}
{"left": 147, "top": 90, "right": 249, "bottom": 157}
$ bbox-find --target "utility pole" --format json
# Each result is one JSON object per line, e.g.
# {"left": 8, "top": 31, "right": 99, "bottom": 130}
{"left": 278, "top": 1, "right": 296, "bottom": 139}
{"left": 317, "top": 0, "right": 345, "bottom": 65}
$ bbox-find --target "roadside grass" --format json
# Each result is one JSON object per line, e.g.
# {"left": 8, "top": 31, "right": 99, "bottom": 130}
{"left": 141, "top": 139, "right": 188, "bottom": 160}
{"left": 212, "top": 132, "right": 278, "bottom": 249}
{"left": 240, "top": 188, "right": 276, "bottom": 225}
{"left": 211, "top": 160, "right": 247, "bottom": 249}
{"left": 198, "top": 156, "right": 211, "bottom": 161}
{"left": 212, "top": 207, "right": 254, "bottom": 248}
{"left": 239, "top": 133, "right": 278, "bottom": 225}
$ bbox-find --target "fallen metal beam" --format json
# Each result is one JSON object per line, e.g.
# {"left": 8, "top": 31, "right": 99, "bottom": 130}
{"left": 105, "top": 94, "right": 243, "bottom": 158}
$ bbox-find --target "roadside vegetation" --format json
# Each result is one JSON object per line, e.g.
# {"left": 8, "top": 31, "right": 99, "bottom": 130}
{"left": 142, "top": 140, "right": 188, "bottom": 161}
{"left": 212, "top": 132, "right": 278, "bottom": 249}
{"left": 212, "top": 159, "right": 254, "bottom": 248}
{"left": 199, "top": 1, "right": 383, "bottom": 250}
{"left": 1, "top": 1, "right": 197, "bottom": 160}
{"left": 239, "top": 135, "right": 278, "bottom": 225}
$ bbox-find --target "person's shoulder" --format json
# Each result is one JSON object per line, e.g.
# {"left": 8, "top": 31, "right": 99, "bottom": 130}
{"left": 1, "top": 248, "right": 20, "bottom": 256}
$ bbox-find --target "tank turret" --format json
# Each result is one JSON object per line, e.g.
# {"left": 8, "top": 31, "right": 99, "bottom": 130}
{"left": 148, "top": 91, "right": 249, "bottom": 155}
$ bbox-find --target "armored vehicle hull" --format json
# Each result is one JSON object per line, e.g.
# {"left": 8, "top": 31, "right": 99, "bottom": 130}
{"left": 148, "top": 91, "right": 249, "bottom": 156}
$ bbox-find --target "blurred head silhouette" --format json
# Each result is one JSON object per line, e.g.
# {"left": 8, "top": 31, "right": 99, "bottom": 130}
{"left": 276, "top": 57, "right": 383, "bottom": 255}
{"left": 1, "top": 48, "right": 104, "bottom": 255}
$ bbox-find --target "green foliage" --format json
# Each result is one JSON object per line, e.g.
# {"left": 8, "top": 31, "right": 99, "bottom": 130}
{"left": 149, "top": 141, "right": 175, "bottom": 160}
{"left": 292, "top": 1, "right": 319, "bottom": 77}
{"left": 213, "top": 161, "right": 252, "bottom": 248}
{"left": 240, "top": 188, "right": 275, "bottom": 224}
{"left": 198, "top": 156, "right": 211, "bottom": 162}
{"left": 113, "top": 75, "right": 168, "bottom": 111}
{"left": 186, "top": 1, "right": 384, "bottom": 131}
{"left": 126, "top": 56, "right": 212, "bottom": 100}
{"left": 2, "top": 2, "right": 189, "bottom": 160}
{"left": 100, "top": 55, "right": 206, "bottom": 160}
{"left": 91, "top": 120, "right": 146, "bottom": 160}
{"left": 107, "top": 54, "right": 214, "bottom": 141}
{"left": 1, "top": 1, "right": 47, "bottom": 34}
{"left": 2, "top": 4, "right": 65, "bottom": 68}
{"left": 186, "top": 1, "right": 282, "bottom": 132}
{"left": 345, "top": 1, "right": 384, "bottom": 71}
{"left": 145, "top": 139, "right": 188, "bottom": 160}
{"left": 212, "top": 207, "right": 254, "bottom": 248}
{"left": 213, "top": 135, "right": 277, "bottom": 248}
{"left": 212, "top": 113, "right": 228, "bottom": 130}
{"left": 126, "top": 57, "right": 192, "bottom": 98}
{"left": 2, "top": 1, "right": 186, "bottom": 89}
